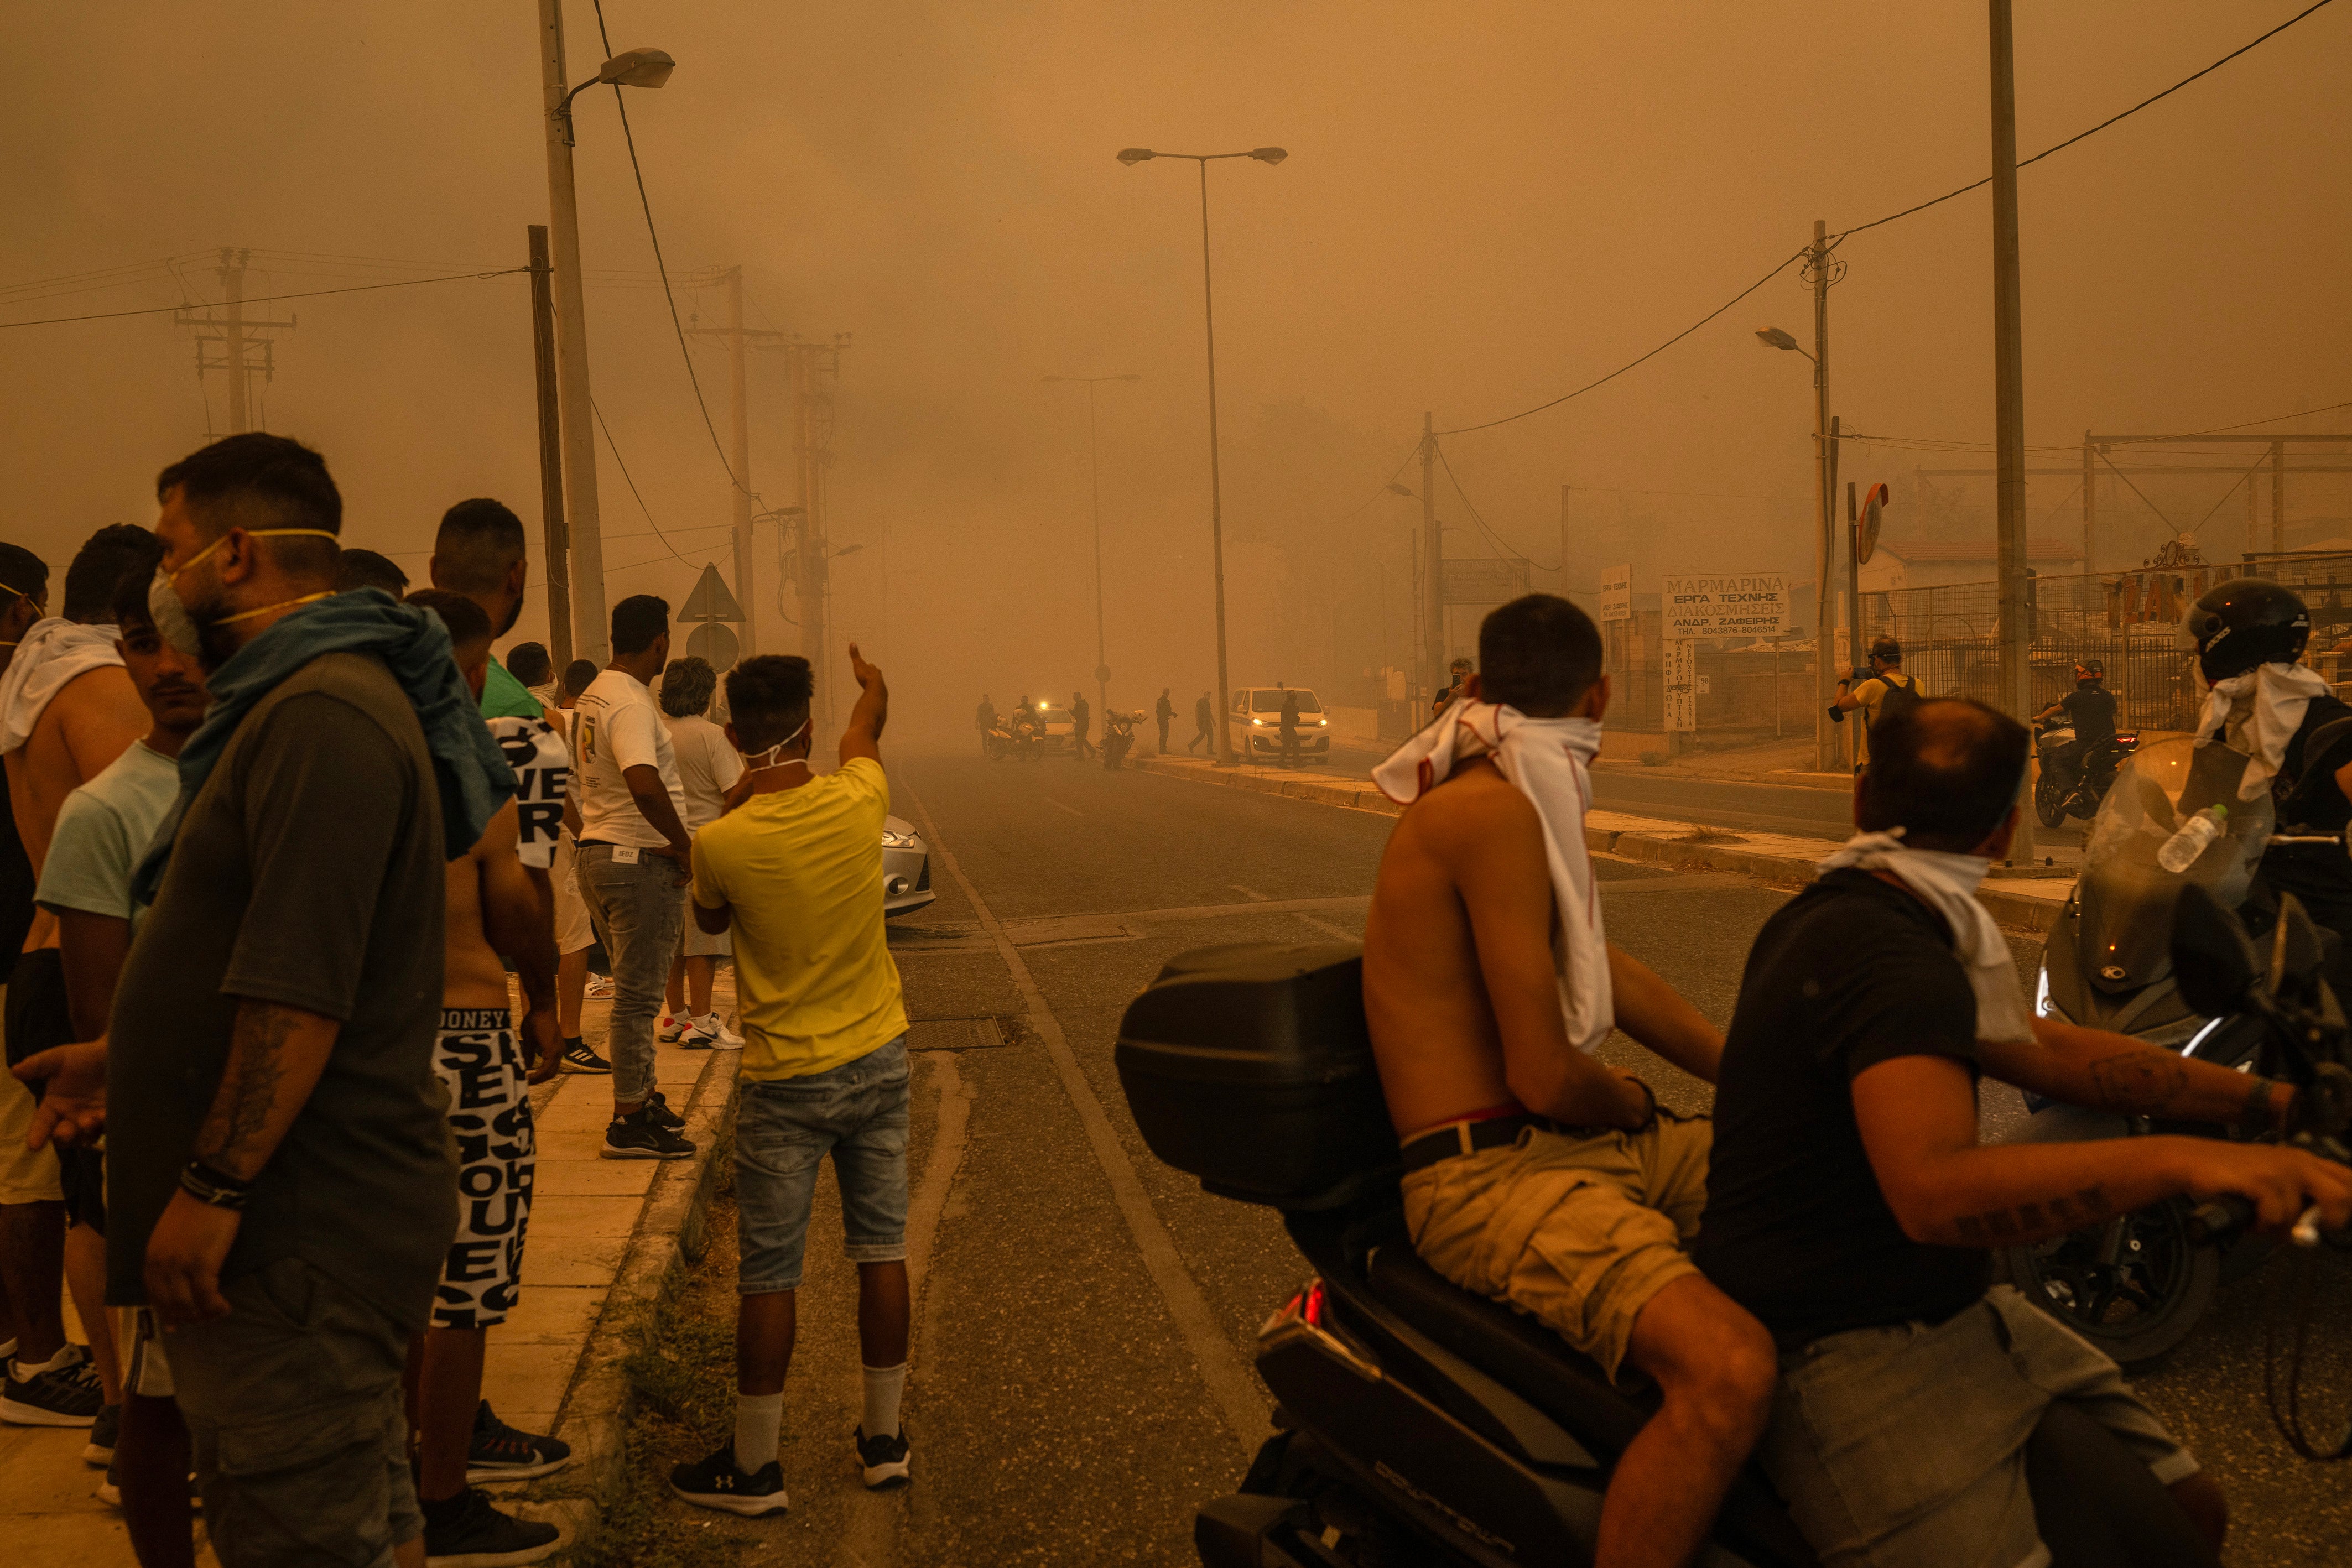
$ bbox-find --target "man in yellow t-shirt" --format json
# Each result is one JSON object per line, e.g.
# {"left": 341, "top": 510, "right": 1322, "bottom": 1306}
{"left": 1834, "top": 636, "right": 1923, "bottom": 772}
{"left": 673, "top": 644, "right": 912, "bottom": 1516}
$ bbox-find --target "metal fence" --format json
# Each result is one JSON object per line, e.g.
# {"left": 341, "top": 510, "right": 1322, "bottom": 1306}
{"left": 1856, "top": 553, "right": 2352, "bottom": 733}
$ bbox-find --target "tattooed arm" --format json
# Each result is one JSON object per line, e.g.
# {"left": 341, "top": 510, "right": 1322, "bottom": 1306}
{"left": 1974, "top": 1017, "right": 2293, "bottom": 1131}
{"left": 1850, "top": 1054, "right": 2352, "bottom": 1249}
{"left": 145, "top": 999, "right": 339, "bottom": 1324}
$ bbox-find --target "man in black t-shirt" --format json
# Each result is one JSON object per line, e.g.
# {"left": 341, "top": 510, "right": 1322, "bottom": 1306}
{"left": 2031, "top": 660, "right": 2119, "bottom": 804}
{"left": 1697, "top": 696, "right": 2352, "bottom": 1568}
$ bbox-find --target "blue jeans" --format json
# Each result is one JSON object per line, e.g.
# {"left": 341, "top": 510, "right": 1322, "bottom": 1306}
{"left": 575, "top": 842, "right": 687, "bottom": 1105}
{"left": 735, "top": 1039, "right": 911, "bottom": 1294}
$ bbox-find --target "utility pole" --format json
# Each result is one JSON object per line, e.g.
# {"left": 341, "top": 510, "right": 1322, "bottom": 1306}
{"left": 2272, "top": 439, "right": 2287, "bottom": 556}
{"left": 685, "top": 268, "right": 792, "bottom": 659}
{"left": 526, "top": 227, "right": 572, "bottom": 666}
{"left": 1423, "top": 413, "right": 1443, "bottom": 712}
{"left": 2081, "top": 431, "right": 2095, "bottom": 576}
{"left": 785, "top": 335, "right": 850, "bottom": 729}
{"left": 174, "top": 248, "right": 293, "bottom": 436}
{"left": 1990, "top": 0, "right": 2035, "bottom": 866}
{"left": 537, "top": 0, "right": 610, "bottom": 662}
{"left": 1808, "top": 220, "right": 1837, "bottom": 773}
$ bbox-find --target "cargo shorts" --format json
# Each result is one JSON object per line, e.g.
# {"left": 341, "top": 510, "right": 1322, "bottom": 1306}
{"left": 1401, "top": 1111, "right": 1710, "bottom": 1380}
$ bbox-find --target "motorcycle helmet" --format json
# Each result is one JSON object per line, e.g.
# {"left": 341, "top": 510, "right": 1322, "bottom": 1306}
{"left": 2075, "top": 658, "right": 2104, "bottom": 683}
{"left": 2181, "top": 577, "right": 2309, "bottom": 681}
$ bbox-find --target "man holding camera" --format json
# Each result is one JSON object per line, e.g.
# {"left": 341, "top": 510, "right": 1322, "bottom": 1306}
{"left": 1831, "top": 635, "right": 1921, "bottom": 774}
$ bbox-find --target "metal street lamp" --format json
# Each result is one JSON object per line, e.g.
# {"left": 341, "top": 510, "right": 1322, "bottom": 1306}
{"left": 1759, "top": 315, "right": 1837, "bottom": 769}
{"left": 534, "top": 3, "right": 677, "bottom": 661}
{"left": 1117, "top": 144, "right": 1288, "bottom": 765}
{"left": 1044, "top": 373, "right": 1143, "bottom": 738}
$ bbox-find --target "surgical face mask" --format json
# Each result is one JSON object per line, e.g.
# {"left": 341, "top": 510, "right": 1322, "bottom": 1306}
{"left": 742, "top": 717, "right": 812, "bottom": 773}
{"left": 149, "top": 528, "right": 339, "bottom": 658}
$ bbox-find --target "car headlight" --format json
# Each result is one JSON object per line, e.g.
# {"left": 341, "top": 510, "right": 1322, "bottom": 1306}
{"left": 881, "top": 829, "right": 918, "bottom": 848}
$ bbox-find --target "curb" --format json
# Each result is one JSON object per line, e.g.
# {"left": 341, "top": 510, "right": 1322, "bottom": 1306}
{"left": 1131, "top": 754, "right": 2068, "bottom": 934}
{"left": 533, "top": 1048, "right": 741, "bottom": 1554}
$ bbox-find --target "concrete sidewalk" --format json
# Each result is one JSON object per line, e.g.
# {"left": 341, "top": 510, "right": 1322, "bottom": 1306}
{"left": 1131, "top": 753, "right": 2074, "bottom": 932}
{"left": 0, "top": 991, "right": 738, "bottom": 1564}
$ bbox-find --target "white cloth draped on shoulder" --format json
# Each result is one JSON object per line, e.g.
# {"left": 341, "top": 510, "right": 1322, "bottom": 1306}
{"left": 2196, "top": 660, "right": 2331, "bottom": 802}
{"left": 0, "top": 618, "right": 127, "bottom": 755}
{"left": 1819, "top": 830, "right": 2036, "bottom": 1044}
{"left": 1372, "top": 697, "right": 1613, "bottom": 1053}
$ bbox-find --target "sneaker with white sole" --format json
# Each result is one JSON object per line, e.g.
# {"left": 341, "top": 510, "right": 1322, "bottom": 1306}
{"left": 854, "top": 1424, "right": 911, "bottom": 1488}
{"left": 1, "top": 1345, "right": 103, "bottom": 1426}
{"left": 655, "top": 1013, "right": 684, "bottom": 1044}
{"left": 559, "top": 1038, "right": 611, "bottom": 1075}
{"left": 601, "top": 1108, "right": 696, "bottom": 1160}
{"left": 84, "top": 1400, "right": 119, "bottom": 1465}
{"left": 683, "top": 1012, "right": 743, "bottom": 1051}
{"left": 584, "top": 977, "right": 615, "bottom": 1001}
{"left": 670, "top": 1442, "right": 788, "bottom": 1517}
{"left": 465, "top": 1400, "right": 571, "bottom": 1483}
{"left": 422, "top": 1487, "right": 560, "bottom": 1567}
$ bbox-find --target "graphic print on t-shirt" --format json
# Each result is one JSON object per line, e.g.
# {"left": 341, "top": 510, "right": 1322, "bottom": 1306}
{"left": 488, "top": 715, "right": 570, "bottom": 869}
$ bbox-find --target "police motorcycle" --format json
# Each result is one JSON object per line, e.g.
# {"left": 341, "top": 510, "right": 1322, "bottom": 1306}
{"left": 1116, "top": 944, "right": 2222, "bottom": 1568}
{"left": 2005, "top": 578, "right": 2352, "bottom": 1364}
{"left": 2032, "top": 720, "right": 2138, "bottom": 830}
{"left": 1101, "top": 707, "right": 1144, "bottom": 772}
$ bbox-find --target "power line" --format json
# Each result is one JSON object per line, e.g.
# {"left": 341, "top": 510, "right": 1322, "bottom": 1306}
{"left": 589, "top": 0, "right": 758, "bottom": 507}
{"left": 1316, "top": 445, "right": 1425, "bottom": 533}
{"left": 0, "top": 267, "right": 528, "bottom": 330}
{"left": 1435, "top": 1, "right": 2338, "bottom": 440}
{"left": 1434, "top": 439, "right": 1561, "bottom": 571}
{"left": 1835, "top": 0, "right": 2338, "bottom": 244}
{"left": 590, "top": 397, "right": 727, "bottom": 571}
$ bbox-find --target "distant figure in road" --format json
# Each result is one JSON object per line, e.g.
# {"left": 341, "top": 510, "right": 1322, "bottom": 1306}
{"left": 1071, "top": 690, "right": 1093, "bottom": 760}
{"left": 672, "top": 645, "right": 912, "bottom": 1514}
{"left": 975, "top": 693, "right": 996, "bottom": 755}
{"left": 1278, "top": 689, "right": 1302, "bottom": 768}
{"left": 1154, "top": 688, "right": 1174, "bottom": 754}
{"left": 1188, "top": 690, "right": 1213, "bottom": 754}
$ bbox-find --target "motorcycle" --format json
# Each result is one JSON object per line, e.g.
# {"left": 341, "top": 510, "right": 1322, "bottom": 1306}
{"left": 986, "top": 713, "right": 1045, "bottom": 763}
{"left": 1101, "top": 709, "right": 1143, "bottom": 771}
{"left": 1116, "top": 942, "right": 2223, "bottom": 1567}
{"left": 2033, "top": 722, "right": 2140, "bottom": 830}
{"left": 2004, "top": 731, "right": 2348, "bottom": 1364}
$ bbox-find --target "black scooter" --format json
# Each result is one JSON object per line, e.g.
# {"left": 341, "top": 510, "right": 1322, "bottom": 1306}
{"left": 1116, "top": 943, "right": 2221, "bottom": 1567}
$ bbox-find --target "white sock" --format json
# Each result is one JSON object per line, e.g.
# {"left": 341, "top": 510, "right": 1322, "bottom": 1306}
{"left": 862, "top": 1363, "right": 907, "bottom": 1439}
{"left": 733, "top": 1392, "right": 783, "bottom": 1471}
{"left": 10, "top": 1344, "right": 75, "bottom": 1380}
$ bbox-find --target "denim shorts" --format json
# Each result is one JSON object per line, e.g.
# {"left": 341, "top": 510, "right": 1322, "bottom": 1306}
{"left": 735, "top": 1038, "right": 911, "bottom": 1294}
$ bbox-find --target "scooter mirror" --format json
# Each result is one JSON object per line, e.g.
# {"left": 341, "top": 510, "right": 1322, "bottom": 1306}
{"left": 2172, "top": 883, "right": 2263, "bottom": 1017}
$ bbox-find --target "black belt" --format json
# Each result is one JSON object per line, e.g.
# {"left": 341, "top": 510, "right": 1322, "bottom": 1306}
{"left": 1399, "top": 1113, "right": 1613, "bottom": 1174}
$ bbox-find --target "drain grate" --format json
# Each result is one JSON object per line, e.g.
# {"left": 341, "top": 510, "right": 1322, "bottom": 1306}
{"left": 907, "top": 1017, "right": 1007, "bottom": 1052}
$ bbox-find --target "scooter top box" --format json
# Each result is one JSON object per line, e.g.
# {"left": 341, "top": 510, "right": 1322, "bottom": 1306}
{"left": 1115, "top": 941, "right": 1399, "bottom": 1210}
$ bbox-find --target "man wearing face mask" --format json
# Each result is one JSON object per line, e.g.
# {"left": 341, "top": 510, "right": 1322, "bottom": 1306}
{"left": 14, "top": 432, "right": 516, "bottom": 1568}
{"left": 2181, "top": 579, "right": 2352, "bottom": 984}
{"left": 428, "top": 497, "right": 541, "bottom": 721}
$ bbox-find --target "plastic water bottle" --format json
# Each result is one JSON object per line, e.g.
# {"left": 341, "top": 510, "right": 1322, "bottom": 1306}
{"left": 2157, "top": 804, "right": 2229, "bottom": 874}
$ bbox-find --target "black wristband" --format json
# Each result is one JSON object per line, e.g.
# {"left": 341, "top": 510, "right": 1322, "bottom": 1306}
{"left": 2241, "top": 1079, "right": 2281, "bottom": 1137}
{"left": 179, "top": 1159, "right": 251, "bottom": 1211}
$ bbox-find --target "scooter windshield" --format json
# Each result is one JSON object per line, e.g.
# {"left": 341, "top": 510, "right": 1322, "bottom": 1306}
{"left": 2077, "top": 736, "right": 2272, "bottom": 993}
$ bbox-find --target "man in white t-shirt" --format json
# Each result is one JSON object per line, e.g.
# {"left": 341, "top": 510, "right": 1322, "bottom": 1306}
{"left": 571, "top": 595, "right": 696, "bottom": 1160}
{"left": 655, "top": 657, "right": 744, "bottom": 1051}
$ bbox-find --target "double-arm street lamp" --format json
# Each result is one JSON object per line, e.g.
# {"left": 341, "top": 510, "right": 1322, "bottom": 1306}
{"left": 535, "top": 0, "right": 674, "bottom": 660}
{"left": 1116, "top": 145, "right": 1287, "bottom": 766}
{"left": 1044, "top": 373, "right": 1142, "bottom": 740}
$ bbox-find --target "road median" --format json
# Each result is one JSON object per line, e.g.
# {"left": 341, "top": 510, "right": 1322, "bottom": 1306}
{"left": 1131, "top": 753, "right": 2069, "bottom": 933}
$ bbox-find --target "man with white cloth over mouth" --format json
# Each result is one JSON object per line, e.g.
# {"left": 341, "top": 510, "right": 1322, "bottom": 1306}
{"left": 1695, "top": 695, "right": 2352, "bottom": 1568}
{"left": 1361, "top": 593, "right": 1777, "bottom": 1568}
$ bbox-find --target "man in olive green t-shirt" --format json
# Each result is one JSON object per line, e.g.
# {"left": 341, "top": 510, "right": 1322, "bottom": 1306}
{"left": 672, "top": 644, "right": 912, "bottom": 1514}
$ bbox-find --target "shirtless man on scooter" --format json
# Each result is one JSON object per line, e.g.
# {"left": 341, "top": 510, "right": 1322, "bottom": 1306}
{"left": 1361, "top": 595, "right": 1775, "bottom": 1568}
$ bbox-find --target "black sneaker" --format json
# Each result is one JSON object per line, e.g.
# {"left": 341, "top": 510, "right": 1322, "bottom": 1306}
{"left": 466, "top": 1400, "right": 571, "bottom": 1483}
{"left": 643, "top": 1088, "right": 685, "bottom": 1130}
{"left": 1, "top": 1347, "right": 103, "bottom": 1426}
{"left": 97, "top": 1464, "right": 203, "bottom": 1511}
{"left": 855, "top": 1424, "right": 912, "bottom": 1488}
{"left": 423, "top": 1487, "right": 561, "bottom": 1567}
{"left": 600, "top": 1108, "right": 696, "bottom": 1160}
{"left": 669, "top": 1442, "right": 788, "bottom": 1517}
{"left": 84, "top": 1400, "right": 119, "bottom": 1465}
{"left": 559, "top": 1038, "right": 611, "bottom": 1075}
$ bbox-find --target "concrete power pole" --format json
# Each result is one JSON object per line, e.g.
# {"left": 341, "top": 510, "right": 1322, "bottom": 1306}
{"left": 785, "top": 336, "right": 850, "bottom": 728}
{"left": 1809, "top": 220, "right": 1838, "bottom": 773}
{"left": 536, "top": 0, "right": 610, "bottom": 663}
{"left": 686, "top": 268, "right": 793, "bottom": 660}
{"left": 175, "top": 248, "right": 292, "bottom": 436}
{"left": 2081, "top": 431, "right": 2095, "bottom": 576}
{"left": 1990, "top": 0, "right": 2035, "bottom": 866}
{"left": 1423, "top": 413, "right": 1443, "bottom": 709}
{"left": 220, "top": 254, "right": 248, "bottom": 433}
{"left": 2272, "top": 439, "right": 2287, "bottom": 555}
{"left": 526, "top": 227, "right": 573, "bottom": 666}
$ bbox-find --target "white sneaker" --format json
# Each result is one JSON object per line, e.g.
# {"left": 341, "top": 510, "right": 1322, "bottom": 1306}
{"left": 656, "top": 1013, "right": 685, "bottom": 1044}
{"left": 694, "top": 1012, "right": 744, "bottom": 1051}
{"left": 585, "top": 977, "right": 615, "bottom": 1001}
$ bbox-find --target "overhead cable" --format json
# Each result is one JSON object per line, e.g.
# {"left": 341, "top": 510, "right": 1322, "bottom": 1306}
{"left": 0, "top": 268, "right": 528, "bottom": 330}
{"left": 591, "top": 397, "right": 728, "bottom": 571}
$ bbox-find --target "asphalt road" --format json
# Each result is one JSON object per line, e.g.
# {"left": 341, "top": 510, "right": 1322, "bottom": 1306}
{"left": 715, "top": 748, "right": 2344, "bottom": 1567}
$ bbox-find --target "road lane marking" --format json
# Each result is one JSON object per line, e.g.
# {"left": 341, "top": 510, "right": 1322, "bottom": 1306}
{"left": 1231, "top": 884, "right": 1269, "bottom": 900}
{"left": 1043, "top": 795, "right": 1084, "bottom": 816}
{"left": 898, "top": 780, "right": 1268, "bottom": 1459}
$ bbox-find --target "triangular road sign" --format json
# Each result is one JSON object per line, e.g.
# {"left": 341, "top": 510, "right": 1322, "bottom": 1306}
{"left": 681, "top": 562, "right": 742, "bottom": 622}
